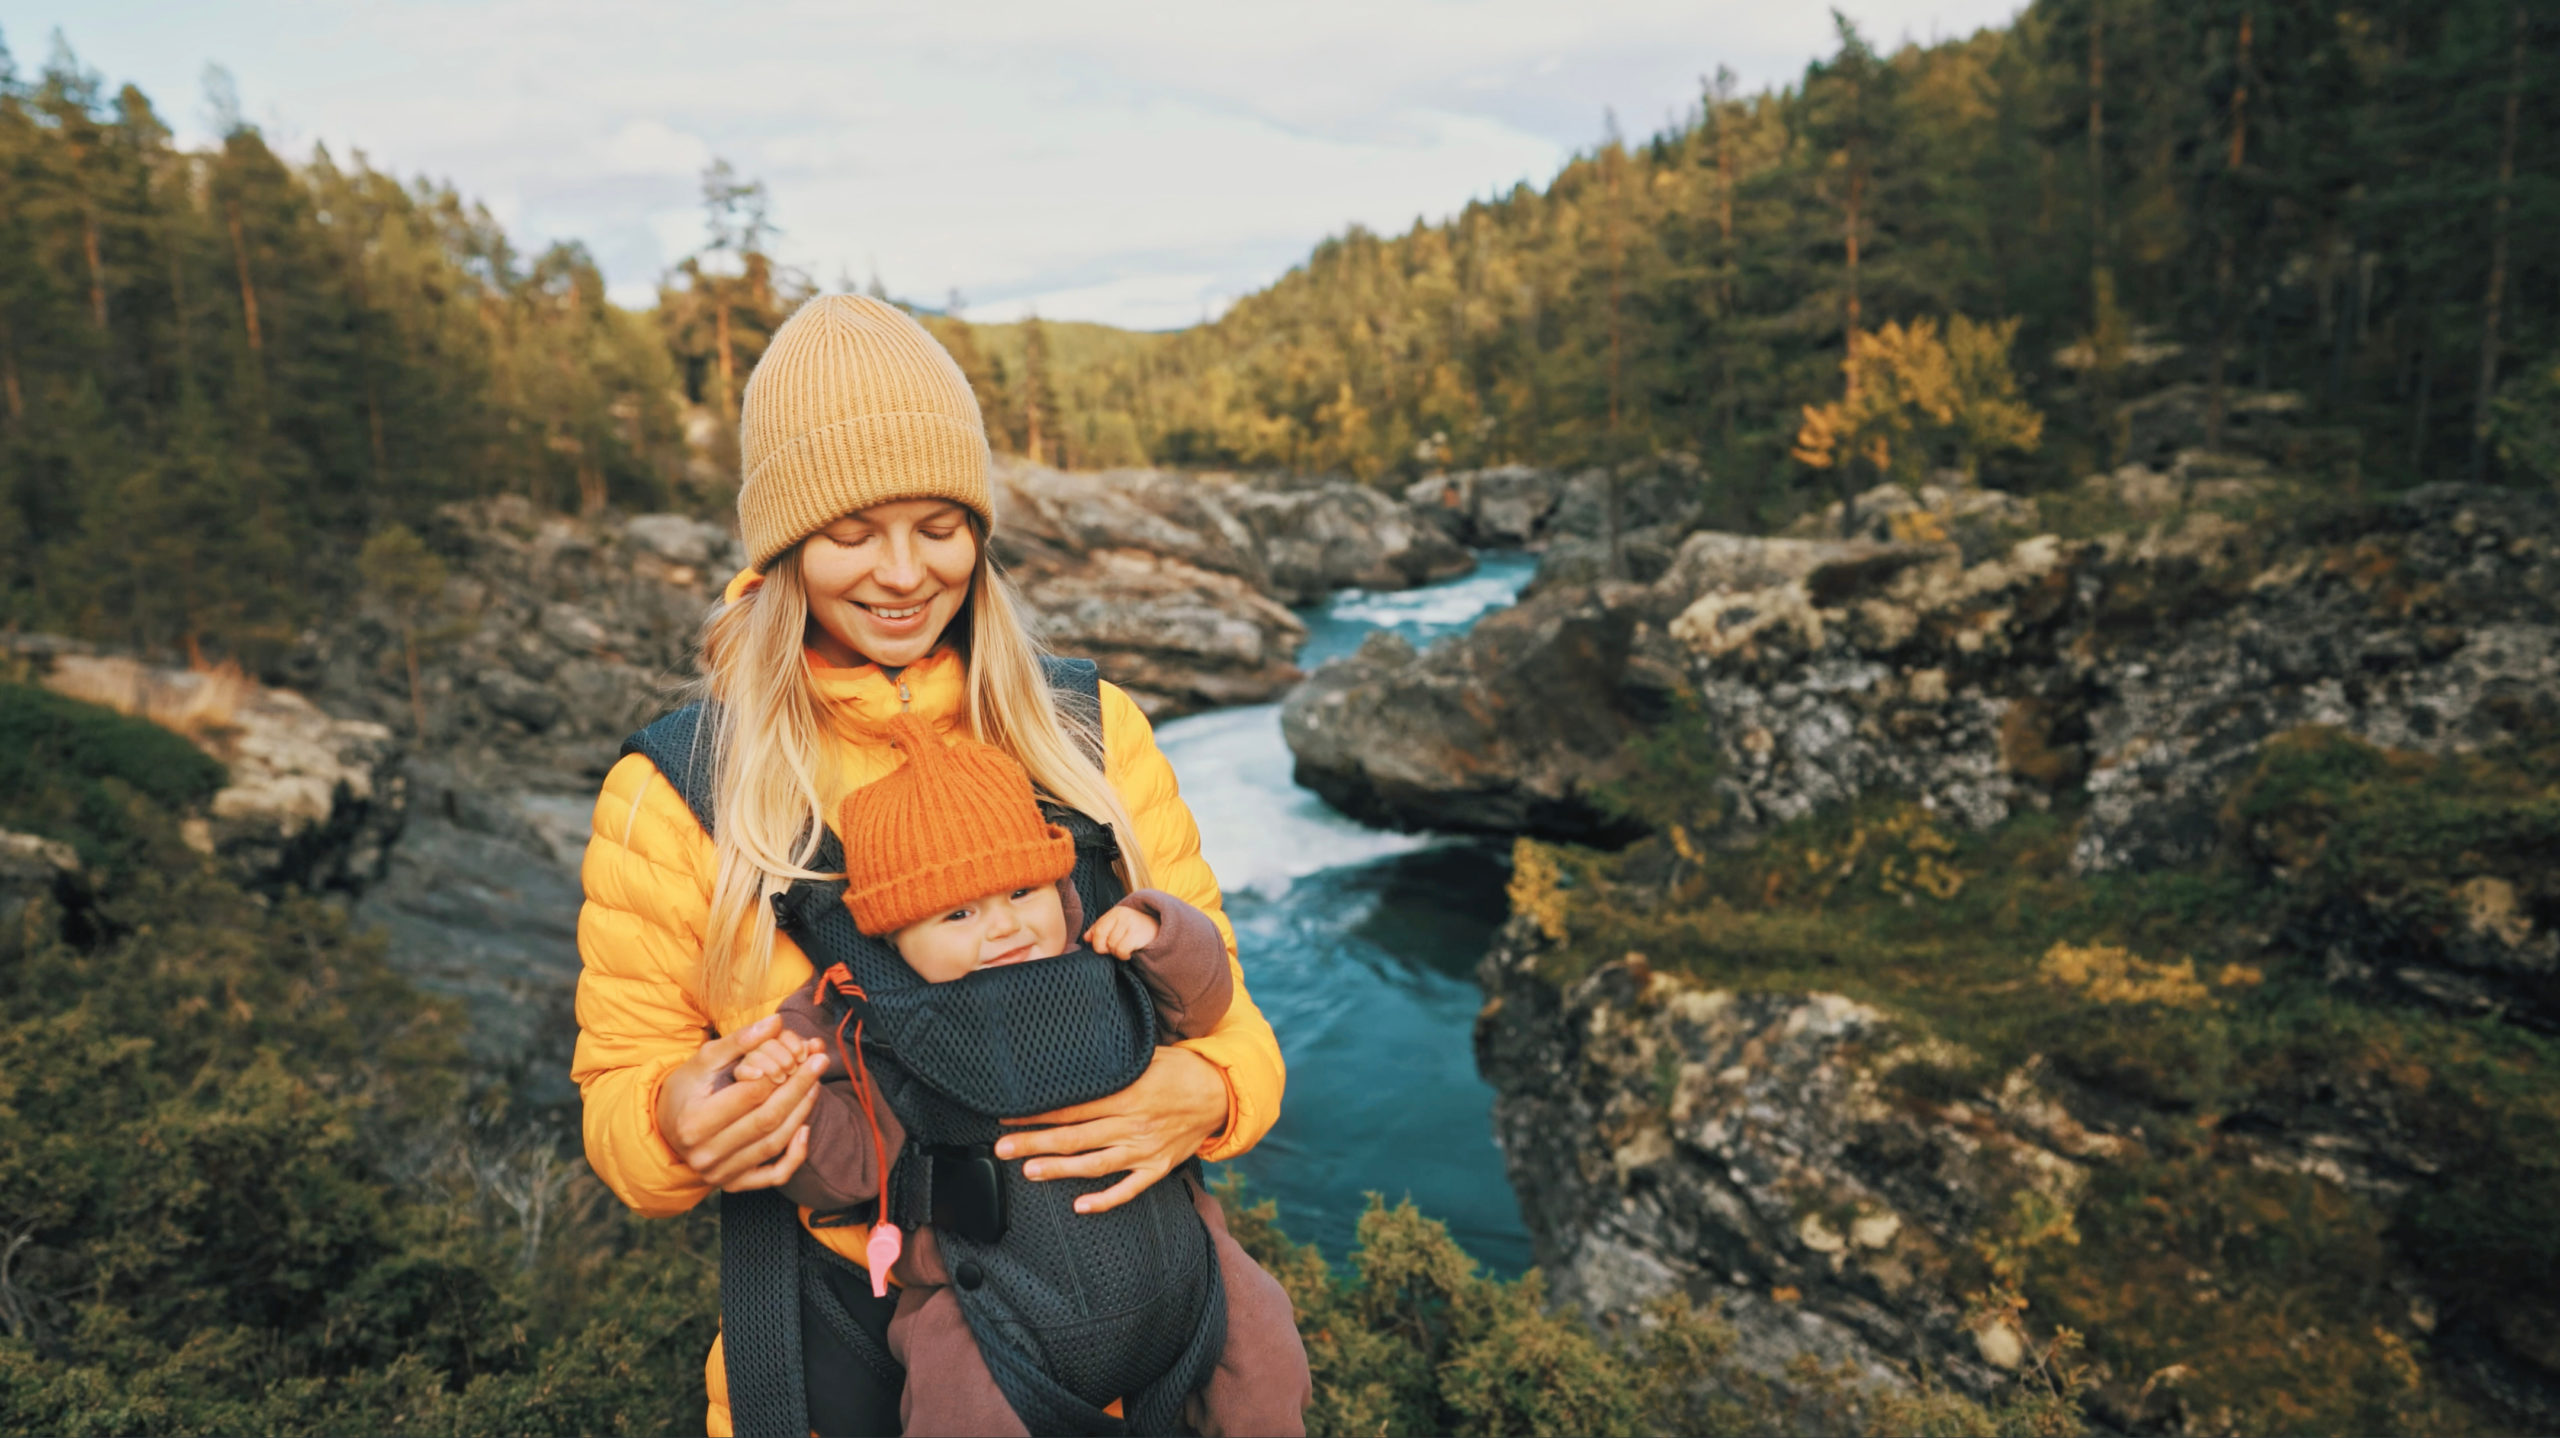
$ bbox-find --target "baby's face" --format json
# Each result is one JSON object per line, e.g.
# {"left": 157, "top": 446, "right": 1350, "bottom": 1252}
{"left": 891, "top": 883, "right": 1070, "bottom": 984}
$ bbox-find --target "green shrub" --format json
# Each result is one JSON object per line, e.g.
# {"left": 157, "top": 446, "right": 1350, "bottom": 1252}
{"left": 0, "top": 812, "right": 716, "bottom": 1436}
{"left": 1217, "top": 1181, "right": 2073, "bottom": 1438}
{"left": 0, "top": 680, "right": 227, "bottom": 877}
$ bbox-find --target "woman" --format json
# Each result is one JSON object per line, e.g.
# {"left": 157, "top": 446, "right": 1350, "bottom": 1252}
{"left": 572, "top": 295, "right": 1285, "bottom": 1435}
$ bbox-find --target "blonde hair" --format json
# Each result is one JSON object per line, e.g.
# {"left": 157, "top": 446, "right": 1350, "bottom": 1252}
{"left": 689, "top": 524, "right": 1152, "bottom": 1005}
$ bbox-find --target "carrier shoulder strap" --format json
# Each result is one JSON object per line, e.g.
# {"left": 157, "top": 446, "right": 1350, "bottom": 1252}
{"left": 623, "top": 701, "right": 718, "bottom": 834}
{"left": 617, "top": 653, "right": 1109, "bottom": 1438}
{"left": 719, "top": 1190, "right": 811, "bottom": 1438}
{"left": 1040, "top": 653, "right": 1106, "bottom": 763}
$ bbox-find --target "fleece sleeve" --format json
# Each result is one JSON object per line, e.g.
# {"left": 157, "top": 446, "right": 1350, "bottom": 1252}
{"left": 770, "top": 995, "right": 906, "bottom": 1212}
{"left": 1099, "top": 681, "right": 1285, "bottom": 1162}
{"left": 1112, "top": 889, "right": 1235, "bottom": 1040}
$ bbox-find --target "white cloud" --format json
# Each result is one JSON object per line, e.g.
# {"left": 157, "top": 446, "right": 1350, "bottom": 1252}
{"left": 598, "top": 118, "right": 711, "bottom": 178}
{"left": 6, "top": 0, "right": 2026, "bottom": 327}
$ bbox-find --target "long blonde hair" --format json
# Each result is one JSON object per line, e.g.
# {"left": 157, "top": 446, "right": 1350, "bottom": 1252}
{"left": 687, "top": 524, "right": 1152, "bottom": 1005}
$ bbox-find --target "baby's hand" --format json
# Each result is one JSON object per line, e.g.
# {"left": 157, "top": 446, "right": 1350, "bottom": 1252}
{"left": 1084, "top": 904, "right": 1160, "bottom": 959}
{"left": 732, "top": 1032, "right": 822, "bottom": 1086}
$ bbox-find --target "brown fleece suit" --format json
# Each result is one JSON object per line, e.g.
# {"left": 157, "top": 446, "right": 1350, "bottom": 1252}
{"left": 771, "top": 884, "right": 1311, "bottom": 1438}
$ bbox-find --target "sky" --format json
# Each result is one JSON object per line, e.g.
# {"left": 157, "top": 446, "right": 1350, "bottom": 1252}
{"left": 4, "top": 1, "right": 2026, "bottom": 329}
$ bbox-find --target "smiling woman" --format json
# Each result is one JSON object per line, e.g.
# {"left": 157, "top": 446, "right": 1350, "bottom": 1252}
{"left": 570, "top": 294, "right": 1292, "bottom": 1436}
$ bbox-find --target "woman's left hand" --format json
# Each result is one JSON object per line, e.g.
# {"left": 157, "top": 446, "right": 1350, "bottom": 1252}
{"left": 997, "top": 1046, "right": 1227, "bottom": 1214}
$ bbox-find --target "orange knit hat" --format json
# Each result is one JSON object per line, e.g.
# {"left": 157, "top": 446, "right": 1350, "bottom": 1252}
{"left": 840, "top": 714, "right": 1076, "bottom": 936}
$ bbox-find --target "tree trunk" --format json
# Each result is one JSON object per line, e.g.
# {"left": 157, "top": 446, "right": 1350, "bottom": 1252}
{"left": 2329, "top": 228, "right": 2363, "bottom": 403}
{"left": 1605, "top": 149, "right": 1627, "bottom": 580}
{"left": 2207, "top": 235, "right": 2237, "bottom": 451}
{"left": 165, "top": 235, "right": 192, "bottom": 382}
{"left": 2228, "top": 13, "right": 2252, "bottom": 172}
{"left": 0, "top": 321, "right": 21, "bottom": 423}
{"left": 1024, "top": 320, "right": 1049, "bottom": 466}
{"left": 403, "top": 628, "right": 428, "bottom": 740}
{"left": 82, "top": 209, "right": 107, "bottom": 331}
{"left": 1716, "top": 111, "right": 1738, "bottom": 449}
{"left": 367, "top": 375, "right": 390, "bottom": 483}
{"left": 2088, "top": 0, "right": 2116, "bottom": 438}
{"left": 225, "top": 202, "right": 263, "bottom": 354}
{"left": 2411, "top": 335, "right": 2434, "bottom": 474}
{"left": 1717, "top": 123, "right": 1736, "bottom": 315}
{"left": 2206, "top": 13, "right": 2253, "bottom": 453}
{"left": 2088, "top": 0, "right": 2106, "bottom": 270}
{"left": 2470, "top": 1, "right": 2526, "bottom": 480}
{"left": 1844, "top": 161, "right": 1865, "bottom": 404}
{"left": 713, "top": 298, "right": 734, "bottom": 418}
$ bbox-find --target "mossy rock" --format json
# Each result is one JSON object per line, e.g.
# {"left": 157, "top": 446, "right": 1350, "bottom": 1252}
{"left": 0, "top": 680, "right": 228, "bottom": 875}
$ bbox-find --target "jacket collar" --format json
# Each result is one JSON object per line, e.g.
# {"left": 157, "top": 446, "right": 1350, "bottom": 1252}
{"left": 725, "top": 565, "right": 971, "bottom": 739}
{"left": 807, "top": 644, "right": 967, "bottom": 737}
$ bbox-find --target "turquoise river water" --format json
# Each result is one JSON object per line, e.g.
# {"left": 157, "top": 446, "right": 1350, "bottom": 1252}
{"left": 1166, "top": 552, "right": 1539, "bottom": 1273}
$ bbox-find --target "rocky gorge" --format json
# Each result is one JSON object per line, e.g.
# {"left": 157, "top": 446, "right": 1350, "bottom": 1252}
{"left": 11, "top": 429, "right": 2555, "bottom": 1433}
{"left": 1289, "top": 458, "right": 2560, "bottom": 1430}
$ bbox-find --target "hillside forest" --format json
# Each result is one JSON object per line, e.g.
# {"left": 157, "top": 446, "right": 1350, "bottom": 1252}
{"left": 2, "top": 2, "right": 2556, "bottom": 664}
{"left": 1, "top": 1, "right": 2557, "bottom": 1435}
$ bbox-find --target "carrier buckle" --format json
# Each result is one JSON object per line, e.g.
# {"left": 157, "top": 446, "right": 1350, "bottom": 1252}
{"left": 923, "top": 1143, "right": 1007, "bottom": 1245}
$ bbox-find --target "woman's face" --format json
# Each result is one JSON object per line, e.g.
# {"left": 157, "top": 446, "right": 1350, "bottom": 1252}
{"left": 799, "top": 499, "right": 978, "bottom": 670}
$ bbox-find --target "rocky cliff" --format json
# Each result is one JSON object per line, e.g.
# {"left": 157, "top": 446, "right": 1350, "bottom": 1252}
{"left": 1426, "top": 477, "right": 2560, "bottom": 1431}
{"left": 1289, "top": 477, "right": 2558, "bottom": 867}
{"left": 10, "top": 639, "right": 407, "bottom": 897}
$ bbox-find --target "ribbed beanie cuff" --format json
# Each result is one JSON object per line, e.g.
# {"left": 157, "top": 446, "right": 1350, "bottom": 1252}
{"left": 845, "top": 829, "right": 1077, "bottom": 937}
{"left": 838, "top": 715, "right": 1079, "bottom": 938}
{"left": 737, "top": 295, "right": 994, "bottom": 572}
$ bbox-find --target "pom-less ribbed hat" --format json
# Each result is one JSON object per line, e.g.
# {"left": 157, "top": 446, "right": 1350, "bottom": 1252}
{"left": 840, "top": 715, "right": 1076, "bottom": 937}
{"left": 737, "top": 295, "right": 993, "bottom": 573}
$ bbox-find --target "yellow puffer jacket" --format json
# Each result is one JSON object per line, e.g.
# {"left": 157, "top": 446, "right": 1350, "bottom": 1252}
{"left": 572, "top": 644, "right": 1285, "bottom": 1436}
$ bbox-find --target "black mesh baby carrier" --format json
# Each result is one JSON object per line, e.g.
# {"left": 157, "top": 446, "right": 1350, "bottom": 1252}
{"left": 621, "top": 658, "right": 1225, "bottom": 1438}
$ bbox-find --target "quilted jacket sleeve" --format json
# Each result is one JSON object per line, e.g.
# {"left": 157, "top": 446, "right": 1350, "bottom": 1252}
{"left": 572, "top": 752, "right": 721, "bottom": 1217}
{"left": 1098, "top": 681, "right": 1286, "bottom": 1162}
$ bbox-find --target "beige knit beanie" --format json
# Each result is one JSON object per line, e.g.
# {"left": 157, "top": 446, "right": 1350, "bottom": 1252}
{"left": 736, "top": 294, "right": 993, "bottom": 572}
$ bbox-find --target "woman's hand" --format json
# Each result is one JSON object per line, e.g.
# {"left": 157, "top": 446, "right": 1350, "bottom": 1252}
{"left": 997, "top": 1046, "right": 1227, "bottom": 1215}
{"left": 655, "top": 1014, "right": 828, "bottom": 1192}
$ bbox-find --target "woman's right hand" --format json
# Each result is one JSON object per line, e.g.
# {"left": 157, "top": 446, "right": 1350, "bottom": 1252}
{"left": 654, "top": 1013, "right": 827, "bottom": 1191}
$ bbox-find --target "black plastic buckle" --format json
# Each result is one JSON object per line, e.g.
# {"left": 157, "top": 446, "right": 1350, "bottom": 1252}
{"left": 923, "top": 1143, "right": 1006, "bottom": 1245}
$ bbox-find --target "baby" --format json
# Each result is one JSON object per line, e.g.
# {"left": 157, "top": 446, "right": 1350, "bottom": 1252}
{"left": 730, "top": 715, "right": 1308, "bottom": 1437}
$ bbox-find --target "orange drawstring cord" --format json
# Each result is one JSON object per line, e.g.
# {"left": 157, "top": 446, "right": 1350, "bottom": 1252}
{"left": 811, "top": 963, "right": 903, "bottom": 1295}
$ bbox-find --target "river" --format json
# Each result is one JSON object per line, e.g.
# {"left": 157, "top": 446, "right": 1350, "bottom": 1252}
{"left": 1159, "top": 552, "right": 1538, "bottom": 1273}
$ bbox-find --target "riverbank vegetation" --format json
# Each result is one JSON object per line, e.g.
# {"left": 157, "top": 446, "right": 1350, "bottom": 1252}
{"left": 1226, "top": 1185, "right": 2087, "bottom": 1437}
{"left": 1507, "top": 713, "right": 2560, "bottom": 1434}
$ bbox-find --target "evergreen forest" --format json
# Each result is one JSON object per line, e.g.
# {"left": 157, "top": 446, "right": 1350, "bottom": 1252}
{"left": 3, "top": 3, "right": 2556, "bottom": 665}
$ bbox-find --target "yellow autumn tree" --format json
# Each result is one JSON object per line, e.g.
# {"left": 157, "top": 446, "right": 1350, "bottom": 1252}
{"left": 1792, "top": 315, "right": 2044, "bottom": 488}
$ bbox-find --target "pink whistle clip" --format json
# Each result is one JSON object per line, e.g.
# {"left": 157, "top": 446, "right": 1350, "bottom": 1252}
{"left": 866, "top": 1221, "right": 904, "bottom": 1298}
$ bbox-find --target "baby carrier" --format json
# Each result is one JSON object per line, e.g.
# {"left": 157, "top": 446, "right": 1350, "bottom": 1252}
{"left": 622, "top": 658, "right": 1225, "bottom": 1438}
